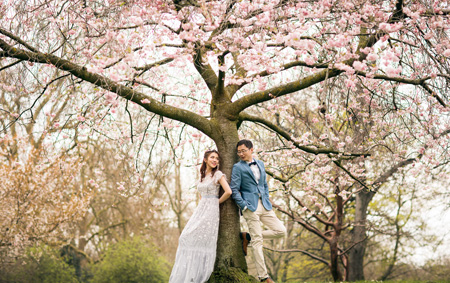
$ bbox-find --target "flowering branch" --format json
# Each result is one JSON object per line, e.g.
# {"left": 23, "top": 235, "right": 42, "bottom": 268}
{"left": 0, "top": 36, "right": 214, "bottom": 137}
{"left": 240, "top": 112, "right": 370, "bottom": 158}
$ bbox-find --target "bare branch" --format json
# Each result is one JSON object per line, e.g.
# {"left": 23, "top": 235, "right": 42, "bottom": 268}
{"left": 0, "top": 59, "right": 23, "bottom": 72}
{"left": 0, "top": 28, "right": 39, "bottom": 52}
{"left": 273, "top": 202, "right": 329, "bottom": 241}
{"left": 264, "top": 246, "right": 329, "bottom": 266}
{"left": 265, "top": 168, "right": 305, "bottom": 183}
{"left": 134, "top": 58, "right": 174, "bottom": 72}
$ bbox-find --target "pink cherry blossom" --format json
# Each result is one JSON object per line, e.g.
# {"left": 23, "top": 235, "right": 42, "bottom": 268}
{"left": 352, "top": 61, "right": 366, "bottom": 72}
{"left": 443, "top": 49, "right": 450, "bottom": 57}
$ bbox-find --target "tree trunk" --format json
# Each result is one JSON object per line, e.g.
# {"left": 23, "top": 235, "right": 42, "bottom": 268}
{"left": 348, "top": 189, "right": 375, "bottom": 281}
{"left": 208, "top": 116, "right": 257, "bottom": 282}
{"left": 329, "top": 237, "right": 342, "bottom": 281}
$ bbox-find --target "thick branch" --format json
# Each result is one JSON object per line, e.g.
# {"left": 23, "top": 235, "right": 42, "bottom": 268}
{"left": 216, "top": 53, "right": 226, "bottom": 98}
{"left": 332, "top": 160, "right": 372, "bottom": 191}
{"left": 227, "top": 60, "right": 330, "bottom": 98}
{"left": 0, "top": 28, "right": 39, "bottom": 52}
{"left": 227, "top": 0, "right": 407, "bottom": 114}
{"left": 356, "top": 71, "right": 430, "bottom": 84}
{"left": 0, "top": 38, "right": 213, "bottom": 137}
{"left": 421, "top": 83, "right": 447, "bottom": 107}
{"left": 371, "top": 158, "right": 415, "bottom": 191}
{"left": 240, "top": 112, "right": 369, "bottom": 157}
{"left": 370, "top": 128, "right": 450, "bottom": 191}
{"left": 230, "top": 68, "right": 342, "bottom": 115}
{"left": 193, "top": 46, "right": 218, "bottom": 93}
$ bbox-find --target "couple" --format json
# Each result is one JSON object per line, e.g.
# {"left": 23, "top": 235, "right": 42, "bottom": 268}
{"left": 169, "top": 140, "right": 286, "bottom": 283}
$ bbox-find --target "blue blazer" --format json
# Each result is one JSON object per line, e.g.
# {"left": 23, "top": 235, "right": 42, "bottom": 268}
{"left": 230, "top": 159, "right": 272, "bottom": 212}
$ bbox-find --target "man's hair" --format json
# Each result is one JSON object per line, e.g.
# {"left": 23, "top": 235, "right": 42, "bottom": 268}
{"left": 236, "top": 139, "right": 253, "bottom": 149}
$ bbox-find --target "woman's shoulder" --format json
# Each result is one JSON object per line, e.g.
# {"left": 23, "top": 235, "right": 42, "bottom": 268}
{"left": 213, "top": 170, "right": 225, "bottom": 182}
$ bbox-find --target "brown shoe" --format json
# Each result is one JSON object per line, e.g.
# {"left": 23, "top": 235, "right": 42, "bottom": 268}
{"left": 260, "top": 277, "right": 274, "bottom": 283}
{"left": 239, "top": 232, "right": 251, "bottom": 256}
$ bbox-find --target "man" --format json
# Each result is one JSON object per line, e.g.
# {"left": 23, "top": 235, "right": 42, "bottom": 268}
{"left": 230, "top": 139, "right": 286, "bottom": 283}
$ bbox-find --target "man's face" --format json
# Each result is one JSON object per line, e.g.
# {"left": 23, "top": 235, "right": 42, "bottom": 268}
{"left": 237, "top": 144, "right": 253, "bottom": 162}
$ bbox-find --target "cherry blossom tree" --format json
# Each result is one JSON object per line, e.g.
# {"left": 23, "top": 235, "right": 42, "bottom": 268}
{"left": 1, "top": 0, "right": 450, "bottom": 280}
{"left": 0, "top": 135, "right": 93, "bottom": 260}
{"left": 243, "top": 71, "right": 450, "bottom": 280}
{"left": 0, "top": 66, "right": 93, "bottom": 260}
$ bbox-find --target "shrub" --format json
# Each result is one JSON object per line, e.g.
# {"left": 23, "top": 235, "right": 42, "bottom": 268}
{"left": 0, "top": 245, "right": 78, "bottom": 283}
{"left": 90, "top": 237, "right": 170, "bottom": 283}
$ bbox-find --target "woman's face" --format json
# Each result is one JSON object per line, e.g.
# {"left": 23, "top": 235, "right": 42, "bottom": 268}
{"left": 205, "top": 152, "right": 219, "bottom": 169}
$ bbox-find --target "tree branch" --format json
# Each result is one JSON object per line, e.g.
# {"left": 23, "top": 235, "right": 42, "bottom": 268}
{"left": 0, "top": 37, "right": 214, "bottom": 137}
{"left": 332, "top": 160, "right": 372, "bottom": 192}
{"left": 228, "top": 60, "right": 330, "bottom": 98}
{"left": 263, "top": 246, "right": 329, "bottom": 267}
{"left": 240, "top": 112, "right": 370, "bottom": 157}
{"left": 0, "top": 58, "right": 23, "bottom": 72}
{"left": 134, "top": 58, "right": 174, "bottom": 72}
{"left": 273, "top": 202, "right": 329, "bottom": 242}
{"left": 0, "top": 28, "right": 39, "bottom": 52}
{"left": 230, "top": 68, "right": 342, "bottom": 115}
{"left": 193, "top": 45, "right": 218, "bottom": 93}
{"left": 85, "top": 221, "right": 127, "bottom": 243}
{"left": 265, "top": 168, "right": 305, "bottom": 183}
{"left": 226, "top": 0, "right": 406, "bottom": 113}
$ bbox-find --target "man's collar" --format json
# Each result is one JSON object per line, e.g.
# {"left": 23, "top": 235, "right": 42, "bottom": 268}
{"left": 246, "top": 158, "right": 256, "bottom": 164}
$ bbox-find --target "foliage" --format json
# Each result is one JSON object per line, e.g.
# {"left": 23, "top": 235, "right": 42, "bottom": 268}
{"left": 0, "top": 137, "right": 93, "bottom": 257}
{"left": 0, "top": 244, "right": 79, "bottom": 283}
{"left": 90, "top": 237, "right": 170, "bottom": 283}
{"left": 209, "top": 267, "right": 259, "bottom": 283}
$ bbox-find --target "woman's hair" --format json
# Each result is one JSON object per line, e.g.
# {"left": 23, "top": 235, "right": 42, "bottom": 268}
{"left": 200, "top": 150, "right": 220, "bottom": 182}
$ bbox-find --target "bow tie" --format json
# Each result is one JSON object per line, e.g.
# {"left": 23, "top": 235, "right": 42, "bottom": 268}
{"left": 248, "top": 161, "right": 257, "bottom": 166}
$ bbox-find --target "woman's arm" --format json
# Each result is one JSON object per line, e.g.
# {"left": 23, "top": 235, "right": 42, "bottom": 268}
{"left": 218, "top": 175, "right": 232, "bottom": 204}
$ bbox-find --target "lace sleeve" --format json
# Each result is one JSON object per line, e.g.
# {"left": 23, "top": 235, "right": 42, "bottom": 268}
{"left": 213, "top": 170, "right": 225, "bottom": 184}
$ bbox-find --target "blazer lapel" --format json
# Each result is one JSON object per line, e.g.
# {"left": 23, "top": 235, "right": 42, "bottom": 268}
{"left": 241, "top": 161, "right": 257, "bottom": 183}
{"left": 255, "top": 160, "right": 263, "bottom": 180}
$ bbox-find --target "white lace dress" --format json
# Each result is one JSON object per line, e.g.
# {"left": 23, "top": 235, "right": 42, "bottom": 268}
{"left": 169, "top": 170, "right": 224, "bottom": 283}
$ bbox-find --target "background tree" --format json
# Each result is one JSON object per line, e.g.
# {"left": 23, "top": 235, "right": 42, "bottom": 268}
{"left": 0, "top": 65, "right": 93, "bottom": 260}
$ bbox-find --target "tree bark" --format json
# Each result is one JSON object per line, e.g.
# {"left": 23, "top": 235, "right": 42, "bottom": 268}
{"left": 348, "top": 189, "right": 374, "bottom": 281}
{"left": 208, "top": 113, "right": 256, "bottom": 281}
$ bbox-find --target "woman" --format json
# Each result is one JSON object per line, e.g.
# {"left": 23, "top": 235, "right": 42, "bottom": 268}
{"left": 169, "top": 150, "right": 232, "bottom": 283}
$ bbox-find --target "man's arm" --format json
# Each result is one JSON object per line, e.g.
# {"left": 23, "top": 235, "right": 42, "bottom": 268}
{"left": 230, "top": 164, "right": 247, "bottom": 210}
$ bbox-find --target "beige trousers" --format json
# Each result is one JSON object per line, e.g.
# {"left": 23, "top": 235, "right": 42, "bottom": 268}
{"left": 242, "top": 199, "right": 286, "bottom": 280}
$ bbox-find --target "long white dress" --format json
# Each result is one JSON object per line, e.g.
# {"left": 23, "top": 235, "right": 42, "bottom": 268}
{"left": 169, "top": 170, "right": 224, "bottom": 283}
